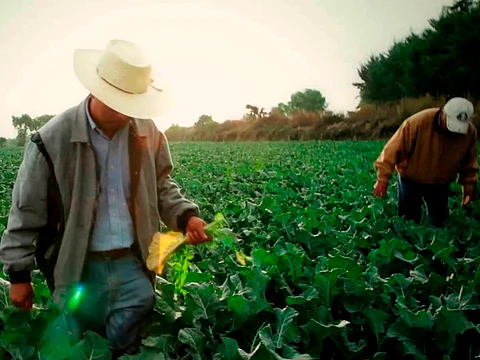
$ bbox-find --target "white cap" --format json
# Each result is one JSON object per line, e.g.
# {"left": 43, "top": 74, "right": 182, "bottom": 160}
{"left": 443, "top": 97, "right": 474, "bottom": 134}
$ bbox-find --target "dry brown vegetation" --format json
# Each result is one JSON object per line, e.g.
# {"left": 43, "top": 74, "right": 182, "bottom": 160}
{"left": 165, "top": 96, "right": 480, "bottom": 142}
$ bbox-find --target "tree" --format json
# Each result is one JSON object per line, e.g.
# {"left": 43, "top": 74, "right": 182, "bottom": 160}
{"left": 244, "top": 105, "right": 267, "bottom": 121}
{"left": 12, "top": 114, "right": 32, "bottom": 146}
{"left": 275, "top": 103, "right": 291, "bottom": 116}
{"left": 289, "top": 89, "right": 328, "bottom": 113}
{"left": 33, "top": 114, "right": 55, "bottom": 131}
{"left": 195, "top": 115, "right": 215, "bottom": 127}
{"left": 0, "top": 137, "right": 6, "bottom": 148}
{"left": 276, "top": 89, "right": 328, "bottom": 115}
{"left": 12, "top": 113, "right": 55, "bottom": 146}
{"left": 353, "top": 0, "right": 480, "bottom": 105}
{"left": 192, "top": 115, "right": 219, "bottom": 141}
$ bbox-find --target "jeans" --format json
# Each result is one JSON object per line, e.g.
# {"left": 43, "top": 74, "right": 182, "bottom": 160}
{"left": 61, "top": 253, "right": 155, "bottom": 356}
{"left": 397, "top": 176, "right": 450, "bottom": 227}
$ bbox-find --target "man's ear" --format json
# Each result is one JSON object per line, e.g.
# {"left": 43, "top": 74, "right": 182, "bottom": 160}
{"left": 439, "top": 109, "right": 446, "bottom": 126}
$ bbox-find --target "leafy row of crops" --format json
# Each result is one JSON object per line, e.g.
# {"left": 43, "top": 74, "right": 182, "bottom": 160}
{"left": 1, "top": 141, "right": 480, "bottom": 359}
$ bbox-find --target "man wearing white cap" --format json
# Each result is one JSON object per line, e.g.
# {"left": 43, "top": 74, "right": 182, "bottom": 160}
{"left": 373, "top": 97, "right": 478, "bottom": 227}
{"left": 0, "top": 39, "right": 211, "bottom": 358}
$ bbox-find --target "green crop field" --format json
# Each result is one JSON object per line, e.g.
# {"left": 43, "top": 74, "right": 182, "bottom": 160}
{"left": 1, "top": 141, "right": 480, "bottom": 359}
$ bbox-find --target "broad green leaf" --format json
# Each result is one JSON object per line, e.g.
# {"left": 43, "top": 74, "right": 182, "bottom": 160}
{"left": 386, "top": 274, "right": 412, "bottom": 298}
{"left": 368, "top": 239, "right": 395, "bottom": 265}
{"left": 409, "top": 265, "right": 428, "bottom": 284}
{"left": 184, "top": 272, "right": 213, "bottom": 284}
{"left": 142, "top": 335, "right": 175, "bottom": 353}
{"left": 251, "top": 249, "right": 278, "bottom": 268}
{"left": 215, "top": 337, "right": 240, "bottom": 360}
{"left": 286, "top": 285, "right": 319, "bottom": 306}
{"left": 396, "top": 300, "right": 434, "bottom": 329}
{"left": 300, "top": 318, "right": 349, "bottom": 342}
{"left": 386, "top": 318, "right": 411, "bottom": 339}
{"left": 121, "top": 347, "right": 168, "bottom": 359}
{"left": 178, "top": 328, "right": 207, "bottom": 359}
{"left": 434, "top": 308, "right": 475, "bottom": 336}
{"left": 37, "top": 314, "right": 73, "bottom": 359}
{"left": 238, "top": 342, "right": 272, "bottom": 360}
{"left": 281, "top": 344, "right": 313, "bottom": 360}
{"left": 313, "top": 268, "right": 344, "bottom": 307}
{"left": 340, "top": 331, "right": 366, "bottom": 354}
{"left": 327, "top": 254, "right": 362, "bottom": 279}
{"left": 154, "top": 296, "right": 178, "bottom": 324}
{"left": 362, "top": 306, "right": 389, "bottom": 339}
{"left": 273, "top": 307, "right": 300, "bottom": 348}
{"left": 285, "top": 296, "right": 306, "bottom": 306}
{"left": 394, "top": 249, "right": 419, "bottom": 264}
{"left": 397, "top": 337, "right": 427, "bottom": 360}
{"left": 294, "top": 230, "right": 325, "bottom": 256}
{"left": 443, "top": 288, "right": 478, "bottom": 310}
{"left": 182, "top": 282, "right": 221, "bottom": 325}
{"left": 68, "top": 331, "right": 110, "bottom": 360}
{"left": 274, "top": 242, "right": 305, "bottom": 282}
{"left": 427, "top": 237, "right": 457, "bottom": 267}
{"left": 242, "top": 325, "right": 313, "bottom": 360}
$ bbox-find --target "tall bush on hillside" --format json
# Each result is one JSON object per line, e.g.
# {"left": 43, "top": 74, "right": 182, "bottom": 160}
{"left": 193, "top": 115, "right": 219, "bottom": 141}
{"left": 354, "top": 0, "right": 480, "bottom": 104}
{"left": 277, "top": 89, "right": 328, "bottom": 115}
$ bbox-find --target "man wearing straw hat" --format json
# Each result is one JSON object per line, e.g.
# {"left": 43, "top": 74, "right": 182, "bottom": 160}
{"left": 0, "top": 39, "right": 211, "bottom": 357}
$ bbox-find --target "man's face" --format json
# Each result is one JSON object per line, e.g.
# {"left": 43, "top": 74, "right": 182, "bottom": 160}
{"left": 89, "top": 95, "right": 131, "bottom": 131}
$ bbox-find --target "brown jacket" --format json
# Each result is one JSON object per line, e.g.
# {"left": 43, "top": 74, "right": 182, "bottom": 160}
{"left": 374, "top": 107, "right": 479, "bottom": 186}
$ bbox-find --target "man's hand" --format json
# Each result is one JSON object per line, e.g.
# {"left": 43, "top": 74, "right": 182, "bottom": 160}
{"left": 373, "top": 180, "right": 388, "bottom": 197}
{"left": 10, "top": 282, "right": 34, "bottom": 311}
{"left": 186, "top": 216, "right": 212, "bottom": 245}
{"left": 462, "top": 184, "right": 476, "bottom": 206}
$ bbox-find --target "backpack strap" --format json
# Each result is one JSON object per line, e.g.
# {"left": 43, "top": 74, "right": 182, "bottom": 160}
{"left": 30, "top": 132, "right": 65, "bottom": 292}
{"left": 31, "top": 132, "right": 56, "bottom": 182}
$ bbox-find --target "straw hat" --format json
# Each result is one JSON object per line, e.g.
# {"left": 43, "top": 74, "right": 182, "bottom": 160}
{"left": 73, "top": 39, "right": 172, "bottom": 119}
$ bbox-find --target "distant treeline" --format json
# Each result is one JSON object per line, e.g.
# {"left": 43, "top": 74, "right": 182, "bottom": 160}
{"left": 165, "top": 0, "right": 480, "bottom": 142}
{"left": 165, "top": 96, "right": 480, "bottom": 142}
{"left": 7, "top": 1, "right": 480, "bottom": 144}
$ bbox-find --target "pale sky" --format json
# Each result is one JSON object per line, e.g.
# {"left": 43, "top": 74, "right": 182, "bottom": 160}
{"left": 0, "top": 0, "right": 453, "bottom": 138}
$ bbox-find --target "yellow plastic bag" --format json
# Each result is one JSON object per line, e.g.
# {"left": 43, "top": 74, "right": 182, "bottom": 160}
{"left": 146, "top": 231, "right": 189, "bottom": 275}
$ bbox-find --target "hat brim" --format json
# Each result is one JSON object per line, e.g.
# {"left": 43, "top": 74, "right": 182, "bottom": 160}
{"left": 445, "top": 114, "right": 469, "bottom": 134}
{"left": 73, "top": 49, "right": 173, "bottom": 119}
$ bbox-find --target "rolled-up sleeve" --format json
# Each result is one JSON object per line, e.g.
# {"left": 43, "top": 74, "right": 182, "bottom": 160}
{"left": 374, "top": 121, "right": 415, "bottom": 182}
{"left": 458, "top": 129, "right": 479, "bottom": 185}
{"left": 155, "top": 131, "right": 199, "bottom": 232}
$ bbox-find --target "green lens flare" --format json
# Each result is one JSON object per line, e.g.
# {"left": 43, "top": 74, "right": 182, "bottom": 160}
{"left": 66, "top": 286, "right": 84, "bottom": 312}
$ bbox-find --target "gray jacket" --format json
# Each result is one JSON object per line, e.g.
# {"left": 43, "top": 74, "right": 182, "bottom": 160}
{"left": 0, "top": 97, "right": 198, "bottom": 301}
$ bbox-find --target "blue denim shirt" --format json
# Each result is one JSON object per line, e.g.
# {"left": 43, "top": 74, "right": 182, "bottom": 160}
{"left": 86, "top": 99, "right": 134, "bottom": 251}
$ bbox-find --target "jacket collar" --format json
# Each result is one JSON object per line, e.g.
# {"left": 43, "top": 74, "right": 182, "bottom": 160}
{"left": 70, "top": 96, "right": 148, "bottom": 143}
{"left": 433, "top": 108, "right": 443, "bottom": 132}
